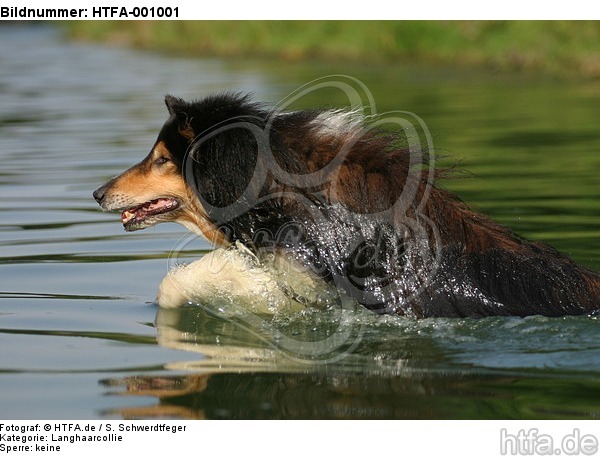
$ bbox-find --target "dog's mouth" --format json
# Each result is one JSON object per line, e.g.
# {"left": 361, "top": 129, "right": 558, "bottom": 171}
{"left": 121, "top": 198, "right": 181, "bottom": 231}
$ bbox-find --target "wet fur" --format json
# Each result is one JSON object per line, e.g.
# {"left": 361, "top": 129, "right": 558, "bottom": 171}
{"left": 94, "top": 93, "right": 600, "bottom": 318}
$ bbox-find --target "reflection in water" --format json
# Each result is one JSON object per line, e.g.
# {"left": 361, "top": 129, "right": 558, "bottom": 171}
{"left": 101, "top": 368, "right": 600, "bottom": 419}
{"left": 99, "top": 306, "right": 600, "bottom": 419}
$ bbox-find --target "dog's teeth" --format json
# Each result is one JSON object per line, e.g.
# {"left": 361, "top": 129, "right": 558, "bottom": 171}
{"left": 120, "top": 198, "right": 178, "bottom": 227}
{"left": 122, "top": 210, "right": 135, "bottom": 224}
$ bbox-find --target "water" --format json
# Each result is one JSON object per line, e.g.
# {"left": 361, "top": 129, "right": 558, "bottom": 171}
{"left": 1, "top": 24, "right": 600, "bottom": 419}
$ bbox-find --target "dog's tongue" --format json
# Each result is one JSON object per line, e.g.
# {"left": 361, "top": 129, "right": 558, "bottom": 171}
{"left": 121, "top": 199, "right": 177, "bottom": 225}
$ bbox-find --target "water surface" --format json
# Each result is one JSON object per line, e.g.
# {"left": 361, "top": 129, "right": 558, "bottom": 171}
{"left": 1, "top": 25, "right": 600, "bottom": 419}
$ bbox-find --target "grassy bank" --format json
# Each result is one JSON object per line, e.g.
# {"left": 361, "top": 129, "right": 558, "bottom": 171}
{"left": 64, "top": 21, "right": 600, "bottom": 78}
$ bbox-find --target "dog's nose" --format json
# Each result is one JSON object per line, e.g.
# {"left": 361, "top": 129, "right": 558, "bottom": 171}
{"left": 93, "top": 185, "right": 107, "bottom": 204}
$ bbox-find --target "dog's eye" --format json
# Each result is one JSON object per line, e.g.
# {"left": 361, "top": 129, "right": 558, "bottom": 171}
{"left": 154, "top": 156, "right": 170, "bottom": 165}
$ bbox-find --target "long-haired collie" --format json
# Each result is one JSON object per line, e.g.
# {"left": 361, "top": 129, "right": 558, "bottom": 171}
{"left": 93, "top": 93, "right": 600, "bottom": 318}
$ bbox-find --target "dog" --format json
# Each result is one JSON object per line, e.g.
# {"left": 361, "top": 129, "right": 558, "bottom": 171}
{"left": 93, "top": 93, "right": 600, "bottom": 318}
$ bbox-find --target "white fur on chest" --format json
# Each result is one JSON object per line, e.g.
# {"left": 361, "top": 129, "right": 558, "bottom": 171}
{"left": 157, "top": 243, "right": 335, "bottom": 314}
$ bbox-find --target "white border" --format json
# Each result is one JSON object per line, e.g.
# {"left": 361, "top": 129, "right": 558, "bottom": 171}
{"left": 2, "top": 0, "right": 600, "bottom": 19}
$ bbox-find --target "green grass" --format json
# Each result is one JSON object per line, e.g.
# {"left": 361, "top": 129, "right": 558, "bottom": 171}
{"left": 64, "top": 21, "right": 600, "bottom": 78}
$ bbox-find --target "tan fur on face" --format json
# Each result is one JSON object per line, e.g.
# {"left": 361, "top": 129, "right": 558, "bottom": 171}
{"left": 99, "top": 141, "right": 229, "bottom": 246}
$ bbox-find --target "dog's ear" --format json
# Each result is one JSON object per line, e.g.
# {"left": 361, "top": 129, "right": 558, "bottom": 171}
{"left": 165, "top": 95, "right": 195, "bottom": 141}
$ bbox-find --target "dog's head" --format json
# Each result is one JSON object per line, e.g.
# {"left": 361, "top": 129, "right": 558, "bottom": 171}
{"left": 92, "top": 95, "right": 228, "bottom": 245}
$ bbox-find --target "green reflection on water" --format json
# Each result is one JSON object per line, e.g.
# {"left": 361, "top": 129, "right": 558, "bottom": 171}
{"left": 2, "top": 26, "right": 600, "bottom": 419}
